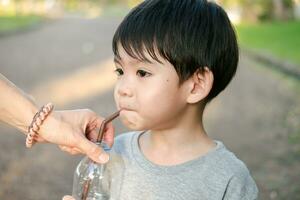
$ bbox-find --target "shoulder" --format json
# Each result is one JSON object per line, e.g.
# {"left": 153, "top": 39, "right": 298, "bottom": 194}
{"left": 112, "top": 131, "right": 139, "bottom": 154}
{"left": 115, "top": 131, "right": 136, "bottom": 142}
{"left": 211, "top": 142, "right": 258, "bottom": 199}
{"left": 210, "top": 141, "right": 252, "bottom": 178}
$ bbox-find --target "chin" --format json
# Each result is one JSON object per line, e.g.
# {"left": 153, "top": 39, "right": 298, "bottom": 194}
{"left": 122, "top": 120, "right": 143, "bottom": 130}
{"left": 120, "top": 117, "right": 146, "bottom": 131}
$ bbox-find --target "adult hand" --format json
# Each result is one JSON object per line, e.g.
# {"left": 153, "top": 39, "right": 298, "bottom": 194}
{"left": 0, "top": 73, "right": 115, "bottom": 163}
{"left": 38, "top": 109, "right": 114, "bottom": 163}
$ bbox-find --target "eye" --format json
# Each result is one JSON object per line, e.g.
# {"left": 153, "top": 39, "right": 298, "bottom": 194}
{"left": 114, "top": 68, "right": 124, "bottom": 76}
{"left": 136, "top": 69, "right": 151, "bottom": 77}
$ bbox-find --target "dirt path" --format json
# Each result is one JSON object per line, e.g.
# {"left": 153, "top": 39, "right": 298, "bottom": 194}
{"left": 0, "top": 18, "right": 299, "bottom": 200}
{"left": 205, "top": 55, "right": 300, "bottom": 199}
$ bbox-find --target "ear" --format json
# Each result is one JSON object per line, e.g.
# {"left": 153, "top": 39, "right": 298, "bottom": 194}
{"left": 186, "top": 67, "right": 214, "bottom": 104}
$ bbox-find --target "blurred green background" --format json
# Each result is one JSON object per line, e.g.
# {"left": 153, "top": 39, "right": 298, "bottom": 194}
{"left": 0, "top": 0, "right": 299, "bottom": 200}
{"left": 1, "top": 0, "right": 299, "bottom": 64}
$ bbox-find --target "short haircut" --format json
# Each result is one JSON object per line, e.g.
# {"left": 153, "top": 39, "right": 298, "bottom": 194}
{"left": 112, "top": 0, "right": 239, "bottom": 101}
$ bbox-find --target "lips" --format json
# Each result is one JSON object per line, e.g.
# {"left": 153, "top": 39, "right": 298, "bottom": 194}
{"left": 118, "top": 103, "right": 135, "bottom": 112}
{"left": 120, "top": 107, "right": 134, "bottom": 112}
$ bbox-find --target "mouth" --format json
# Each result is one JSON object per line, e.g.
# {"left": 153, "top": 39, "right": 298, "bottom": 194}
{"left": 119, "top": 105, "right": 134, "bottom": 112}
{"left": 120, "top": 107, "right": 134, "bottom": 112}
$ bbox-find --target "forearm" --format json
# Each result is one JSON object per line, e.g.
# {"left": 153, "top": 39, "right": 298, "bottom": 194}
{"left": 0, "top": 73, "right": 38, "bottom": 133}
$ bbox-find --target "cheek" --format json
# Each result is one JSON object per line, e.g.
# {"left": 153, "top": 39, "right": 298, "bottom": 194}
{"left": 138, "top": 80, "right": 184, "bottom": 123}
{"left": 120, "top": 111, "right": 145, "bottom": 130}
{"left": 142, "top": 95, "right": 180, "bottom": 118}
{"left": 114, "top": 85, "right": 119, "bottom": 107}
{"left": 143, "top": 77, "right": 180, "bottom": 106}
{"left": 144, "top": 93, "right": 173, "bottom": 110}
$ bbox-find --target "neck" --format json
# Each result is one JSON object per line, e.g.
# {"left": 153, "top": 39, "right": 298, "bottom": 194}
{"left": 149, "top": 120, "right": 206, "bottom": 149}
{"left": 139, "top": 105, "right": 215, "bottom": 165}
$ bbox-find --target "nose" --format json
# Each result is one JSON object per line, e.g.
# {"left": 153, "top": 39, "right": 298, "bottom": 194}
{"left": 116, "top": 78, "right": 134, "bottom": 98}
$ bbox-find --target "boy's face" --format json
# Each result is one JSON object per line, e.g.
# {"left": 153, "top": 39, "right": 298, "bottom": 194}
{"left": 114, "top": 46, "right": 189, "bottom": 131}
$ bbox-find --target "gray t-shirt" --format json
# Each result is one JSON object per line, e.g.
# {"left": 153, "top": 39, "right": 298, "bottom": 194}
{"left": 109, "top": 132, "right": 258, "bottom": 200}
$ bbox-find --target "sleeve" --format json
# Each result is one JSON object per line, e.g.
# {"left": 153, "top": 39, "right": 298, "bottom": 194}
{"left": 222, "top": 171, "right": 258, "bottom": 200}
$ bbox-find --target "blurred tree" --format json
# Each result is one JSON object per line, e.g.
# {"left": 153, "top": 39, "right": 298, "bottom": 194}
{"left": 294, "top": 0, "right": 300, "bottom": 19}
{"left": 128, "top": 0, "right": 143, "bottom": 8}
{"left": 272, "top": 0, "right": 294, "bottom": 20}
{"left": 219, "top": 0, "right": 295, "bottom": 21}
{"left": 13, "top": 0, "right": 21, "bottom": 15}
{"left": 103, "top": 0, "right": 125, "bottom": 5}
{"left": 220, "top": 0, "right": 261, "bottom": 22}
{"left": 102, "top": 0, "right": 141, "bottom": 7}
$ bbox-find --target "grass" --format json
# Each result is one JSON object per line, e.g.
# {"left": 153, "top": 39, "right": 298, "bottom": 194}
{"left": 236, "top": 21, "right": 300, "bottom": 65}
{"left": 0, "top": 15, "right": 42, "bottom": 33}
{"left": 99, "top": 5, "right": 130, "bottom": 18}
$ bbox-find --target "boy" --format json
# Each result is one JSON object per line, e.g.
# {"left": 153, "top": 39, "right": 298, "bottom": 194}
{"left": 111, "top": 0, "right": 258, "bottom": 199}
{"left": 65, "top": 0, "right": 258, "bottom": 199}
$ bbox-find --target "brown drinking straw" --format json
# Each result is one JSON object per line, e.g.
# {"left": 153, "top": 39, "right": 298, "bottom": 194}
{"left": 81, "top": 110, "right": 121, "bottom": 200}
{"left": 82, "top": 179, "right": 91, "bottom": 200}
{"left": 97, "top": 110, "right": 121, "bottom": 143}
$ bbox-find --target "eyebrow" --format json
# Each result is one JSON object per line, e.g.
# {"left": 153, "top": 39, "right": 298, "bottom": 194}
{"left": 114, "top": 56, "right": 152, "bottom": 67}
{"left": 113, "top": 57, "right": 122, "bottom": 66}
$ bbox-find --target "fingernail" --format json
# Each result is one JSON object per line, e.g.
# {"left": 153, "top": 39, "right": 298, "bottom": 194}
{"left": 99, "top": 153, "right": 109, "bottom": 163}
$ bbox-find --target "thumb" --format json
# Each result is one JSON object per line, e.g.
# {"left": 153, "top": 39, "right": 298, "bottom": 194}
{"left": 78, "top": 137, "right": 110, "bottom": 164}
{"left": 62, "top": 195, "right": 75, "bottom": 200}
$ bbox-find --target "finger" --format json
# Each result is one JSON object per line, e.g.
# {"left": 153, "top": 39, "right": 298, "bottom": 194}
{"left": 68, "top": 148, "right": 81, "bottom": 155}
{"left": 86, "top": 129, "right": 98, "bottom": 143}
{"left": 85, "top": 117, "right": 103, "bottom": 142}
{"left": 102, "top": 122, "right": 115, "bottom": 148}
{"left": 62, "top": 195, "right": 75, "bottom": 200}
{"left": 86, "top": 121, "right": 98, "bottom": 131}
{"left": 86, "top": 118, "right": 115, "bottom": 145}
{"left": 72, "top": 147, "right": 84, "bottom": 154}
{"left": 59, "top": 145, "right": 66, "bottom": 150}
{"left": 78, "top": 138, "right": 109, "bottom": 164}
{"left": 88, "top": 121, "right": 115, "bottom": 146}
{"left": 59, "top": 145, "right": 73, "bottom": 154}
{"left": 59, "top": 145, "right": 81, "bottom": 155}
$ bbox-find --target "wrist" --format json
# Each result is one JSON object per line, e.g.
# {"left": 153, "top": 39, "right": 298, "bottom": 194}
{"left": 17, "top": 103, "right": 39, "bottom": 134}
{"left": 26, "top": 103, "right": 55, "bottom": 147}
{"left": 38, "top": 111, "right": 62, "bottom": 142}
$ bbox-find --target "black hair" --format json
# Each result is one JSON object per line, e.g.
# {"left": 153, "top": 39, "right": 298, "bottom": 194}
{"left": 112, "top": 0, "right": 239, "bottom": 101}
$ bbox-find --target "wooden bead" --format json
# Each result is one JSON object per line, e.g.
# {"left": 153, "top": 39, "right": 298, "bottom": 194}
{"left": 33, "top": 123, "right": 39, "bottom": 131}
{"left": 43, "top": 107, "right": 48, "bottom": 113}
{"left": 26, "top": 103, "right": 54, "bottom": 148}
{"left": 39, "top": 114, "right": 45, "bottom": 121}
{"left": 36, "top": 118, "right": 42, "bottom": 126}
{"left": 41, "top": 112, "right": 46, "bottom": 118}
{"left": 29, "top": 129, "right": 36, "bottom": 134}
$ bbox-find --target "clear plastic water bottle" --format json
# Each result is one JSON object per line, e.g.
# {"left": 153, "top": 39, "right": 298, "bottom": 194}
{"left": 72, "top": 110, "right": 123, "bottom": 200}
{"left": 72, "top": 142, "right": 111, "bottom": 200}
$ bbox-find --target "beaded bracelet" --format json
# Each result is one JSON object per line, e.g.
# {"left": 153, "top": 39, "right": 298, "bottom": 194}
{"left": 26, "top": 103, "right": 54, "bottom": 148}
